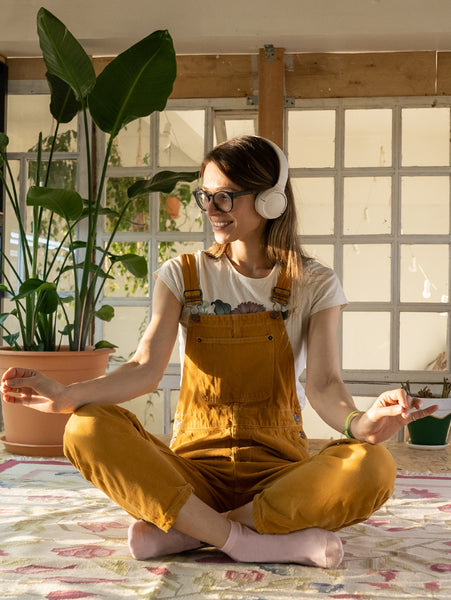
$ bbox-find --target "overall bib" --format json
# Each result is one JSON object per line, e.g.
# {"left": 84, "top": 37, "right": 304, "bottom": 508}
{"left": 64, "top": 255, "right": 396, "bottom": 534}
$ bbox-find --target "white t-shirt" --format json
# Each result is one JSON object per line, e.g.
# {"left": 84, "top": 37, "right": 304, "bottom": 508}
{"left": 155, "top": 251, "right": 347, "bottom": 408}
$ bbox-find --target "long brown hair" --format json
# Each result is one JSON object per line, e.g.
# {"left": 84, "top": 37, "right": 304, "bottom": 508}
{"left": 201, "top": 135, "right": 307, "bottom": 281}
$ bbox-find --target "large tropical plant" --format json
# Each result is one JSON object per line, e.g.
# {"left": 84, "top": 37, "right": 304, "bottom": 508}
{"left": 0, "top": 7, "right": 198, "bottom": 352}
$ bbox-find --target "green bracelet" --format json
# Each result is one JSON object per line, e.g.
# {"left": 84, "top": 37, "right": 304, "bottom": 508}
{"left": 344, "top": 410, "right": 364, "bottom": 439}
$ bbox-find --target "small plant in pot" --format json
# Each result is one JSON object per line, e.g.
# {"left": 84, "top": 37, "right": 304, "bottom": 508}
{"left": 401, "top": 379, "right": 451, "bottom": 448}
{"left": 0, "top": 8, "right": 198, "bottom": 455}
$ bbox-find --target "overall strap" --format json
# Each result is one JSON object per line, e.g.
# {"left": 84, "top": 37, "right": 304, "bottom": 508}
{"left": 271, "top": 264, "right": 291, "bottom": 306}
{"left": 180, "top": 254, "right": 203, "bottom": 306}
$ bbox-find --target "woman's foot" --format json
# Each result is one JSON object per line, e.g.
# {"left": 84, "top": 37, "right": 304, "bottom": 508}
{"left": 220, "top": 521, "right": 344, "bottom": 568}
{"left": 128, "top": 520, "right": 202, "bottom": 560}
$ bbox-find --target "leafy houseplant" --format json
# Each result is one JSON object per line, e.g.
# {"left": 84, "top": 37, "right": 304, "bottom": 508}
{"left": 0, "top": 7, "right": 198, "bottom": 353}
{"left": 401, "top": 379, "right": 451, "bottom": 447}
{"left": 0, "top": 8, "right": 199, "bottom": 455}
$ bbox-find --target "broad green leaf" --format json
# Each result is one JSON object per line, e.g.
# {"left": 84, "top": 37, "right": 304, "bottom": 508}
{"left": 95, "top": 305, "right": 115, "bottom": 322}
{"left": 0, "top": 284, "right": 10, "bottom": 292}
{"left": 88, "top": 30, "right": 176, "bottom": 136}
{"left": 59, "top": 324, "right": 74, "bottom": 335}
{"left": 17, "top": 278, "right": 46, "bottom": 298}
{"left": 0, "top": 132, "right": 9, "bottom": 150}
{"left": 46, "top": 72, "right": 82, "bottom": 123}
{"left": 27, "top": 186, "right": 83, "bottom": 221}
{"left": 95, "top": 340, "right": 118, "bottom": 349}
{"left": 0, "top": 313, "right": 10, "bottom": 325}
{"left": 37, "top": 7, "right": 96, "bottom": 101}
{"left": 128, "top": 170, "right": 199, "bottom": 198}
{"left": 110, "top": 253, "right": 148, "bottom": 278}
{"left": 4, "top": 333, "right": 20, "bottom": 347}
{"left": 59, "top": 295, "right": 75, "bottom": 304}
{"left": 37, "top": 286, "right": 59, "bottom": 314}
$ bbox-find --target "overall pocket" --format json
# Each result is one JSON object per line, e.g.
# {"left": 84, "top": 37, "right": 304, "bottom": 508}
{"left": 188, "top": 334, "right": 275, "bottom": 404}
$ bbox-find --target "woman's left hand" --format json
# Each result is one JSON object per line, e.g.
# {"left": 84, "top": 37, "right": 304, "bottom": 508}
{"left": 351, "top": 388, "right": 439, "bottom": 444}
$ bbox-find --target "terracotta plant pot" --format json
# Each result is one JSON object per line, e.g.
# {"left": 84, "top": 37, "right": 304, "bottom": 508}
{"left": 0, "top": 346, "right": 113, "bottom": 456}
{"left": 407, "top": 396, "right": 451, "bottom": 448}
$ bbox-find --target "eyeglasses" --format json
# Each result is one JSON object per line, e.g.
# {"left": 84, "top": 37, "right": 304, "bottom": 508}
{"left": 192, "top": 189, "right": 254, "bottom": 213}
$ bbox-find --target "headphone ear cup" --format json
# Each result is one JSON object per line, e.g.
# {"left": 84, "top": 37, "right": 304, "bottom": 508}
{"left": 255, "top": 188, "right": 287, "bottom": 219}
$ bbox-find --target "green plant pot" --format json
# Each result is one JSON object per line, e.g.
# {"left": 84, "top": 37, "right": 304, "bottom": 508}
{"left": 407, "top": 414, "right": 451, "bottom": 446}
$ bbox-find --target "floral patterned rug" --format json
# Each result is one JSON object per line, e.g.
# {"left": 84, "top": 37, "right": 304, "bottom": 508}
{"left": 0, "top": 455, "right": 449, "bottom": 600}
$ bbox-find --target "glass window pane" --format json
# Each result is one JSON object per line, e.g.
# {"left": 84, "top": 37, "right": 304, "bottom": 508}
{"left": 344, "top": 177, "right": 392, "bottom": 234}
{"left": 106, "top": 177, "right": 149, "bottom": 232}
{"left": 6, "top": 95, "right": 77, "bottom": 152}
{"left": 344, "top": 109, "right": 392, "bottom": 167}
{"left": 302, "top": 245, "right": 334, "bottom": 268}
{"left": 342, "top": 312, "right": 390, "bottom": 370}
{"left": 401, "top": 176, "right": 449, "bottom": 235}
{"left": 109, "top": 118, "right": 151, "bottom": 167}
{"left": 292, "top": 177, "right": 334, "bottom": 235}
{"left": 287, "top": 110, "right": 335, "bottom": 168}
{"left": 213, "top": 116, "right": 257, "bottom": 145}
{"left": 159, "top": 182, "right": 202, "bottom": 233}
{"left": 400, "top": 312, "right": 448, "bottom": 371}
{"left": 158, "top": 241, "right": 204, "bottom": 267}
{"left": 102, "top": 306, "right": 149, "bottom": 361}
{"left": 402, "top": 108, "right": 450, "bottom": 166}
{"left": 159, "top": 110, "right": 205, "bottom": 167}
{"left": 103, "top": 241, "right": 149, "bottom": 298}
{"left": 343, "top": 244, "right": 391, "bottom": 302}
{"left": 401, "top": 245, "right": 449, "bottom": 303}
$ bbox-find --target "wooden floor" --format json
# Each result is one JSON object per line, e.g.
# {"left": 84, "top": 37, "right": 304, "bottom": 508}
{"left": 308, "top": 439, "right": 451, "bottom": 474}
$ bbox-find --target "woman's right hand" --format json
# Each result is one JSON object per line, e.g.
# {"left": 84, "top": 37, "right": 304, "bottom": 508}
{"left": 1, "top": 367, "right": 75, "bottom": 414}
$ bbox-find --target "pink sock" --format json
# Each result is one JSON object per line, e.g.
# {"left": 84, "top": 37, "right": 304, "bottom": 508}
{"left": 128, "top": 520, "right": 202, "bottom": 560}
{"left": 220, "top": 521, "right": 344, "bottom": 568}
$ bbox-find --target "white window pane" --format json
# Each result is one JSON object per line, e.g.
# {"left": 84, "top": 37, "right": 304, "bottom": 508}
{"left": 343, "top": 312, "right": 390, "bottom": 370}
{"left": 6, "top": 95, "right": 77, "bottom": 153}
{"left": 159, "top": 110, "right": 205, "bottom": 167}
{"left": 160, "top": 183, "right": 203, "bottom": 233}
{"left": 402, "top": 108, "right": 450, "bottom": 167}
{"left": 302, "top": 245, "right": 334, "bottom": 268}
{"left": 401, "top": 245, "right": 449, "bottom": 303}
{"left": 287, "top": 110, "right": 335, "bottom": 168}
{"left": 158, "top": 241, "right": 204, "bottom": 267}
{"left": 109, "top": 118, "right": 151, "bottom": 167}
{"left": 344, "top": 177, "right": 392, "bottom": 234}
{"left": 344, "top": 109, "right": 392, "bottom": 167}
{"left": 292, "top": 177, "right": 334, "bottom": 235}
{"left": 343, "top": 244, "right": 391, "bottom": 302}
{"left": 400, "top": 312, "right": 448, "bottom": 371}
{"left": 103, "top": 242, "right": 149, "bottom": 298}
{"left": 102, "top": 306, "right": 149, "bottom": 360}
{"left": 401, "top": 176, "right": 450, "bottom": 235}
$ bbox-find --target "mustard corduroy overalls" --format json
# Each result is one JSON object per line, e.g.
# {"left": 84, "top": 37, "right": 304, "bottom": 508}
{"left": 64, "top": 254, "right": 396, "bottom": 534}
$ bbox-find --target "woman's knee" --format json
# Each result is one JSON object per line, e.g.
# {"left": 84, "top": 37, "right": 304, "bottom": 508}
{"left": 63, "top": 404, "right": 133, "bottom": 463}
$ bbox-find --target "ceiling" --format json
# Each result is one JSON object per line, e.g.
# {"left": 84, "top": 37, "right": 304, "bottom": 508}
{"left": 2, "top": 0, "right": 451, "bottom": 58}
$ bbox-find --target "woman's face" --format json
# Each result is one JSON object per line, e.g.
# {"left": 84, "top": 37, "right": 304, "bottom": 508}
{"left": 201, "top": 161, "right": 267, "bottom": 246}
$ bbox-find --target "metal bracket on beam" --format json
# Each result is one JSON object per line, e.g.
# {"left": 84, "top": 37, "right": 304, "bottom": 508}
{"left": 284, "top": 97, "right": 295, "bottom": 107}
{"left": 264, "top": 44, "right": 275, "bottom": 61}
{"left": 247, "top": 95, "right": 258, "bottom": 106}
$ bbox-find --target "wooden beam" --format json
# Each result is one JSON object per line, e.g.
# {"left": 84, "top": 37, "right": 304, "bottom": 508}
{"left": 285, "top": 52, "right": 437, "bottom": 98}
{"left": 171, "top": 55, "right": 256, "bottom": 99}
{"left": 258, "top": 46, "right": 285, "bottom": 146}
{"left": 437, "top": 52, "right": 451, "bottom": 95}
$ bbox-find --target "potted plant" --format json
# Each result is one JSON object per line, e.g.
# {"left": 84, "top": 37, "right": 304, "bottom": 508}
{"left": 0, "top": 7, "right": 198, "bottom": 455}
{"left": 401, "top": 379, "right": 451, "bottom": 448}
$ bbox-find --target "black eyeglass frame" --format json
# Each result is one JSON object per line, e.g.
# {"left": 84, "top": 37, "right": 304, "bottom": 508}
{"left": 192, "top": 189, "right": 255, "bottom": 213}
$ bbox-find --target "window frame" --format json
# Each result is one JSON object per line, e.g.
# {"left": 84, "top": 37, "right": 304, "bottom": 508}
{"left": 287, "top": 97, "right": 451, "bottom": 395}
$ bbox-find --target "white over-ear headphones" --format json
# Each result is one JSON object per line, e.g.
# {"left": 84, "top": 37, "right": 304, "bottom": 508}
{"left": 254, "top": 137, "right": 288, "bottom": 219}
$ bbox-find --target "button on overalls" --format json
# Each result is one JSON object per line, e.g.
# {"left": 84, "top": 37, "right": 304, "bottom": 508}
{"left": 64, "top": 254, "right": 397, "bottom": 535}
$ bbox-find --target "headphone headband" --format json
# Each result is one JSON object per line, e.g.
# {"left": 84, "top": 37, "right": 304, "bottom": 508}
{"left": 254, "top": 137, "right": 288, "bottom": 219}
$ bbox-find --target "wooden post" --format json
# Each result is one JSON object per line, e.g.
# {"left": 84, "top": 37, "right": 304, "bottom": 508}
{"left": 258, "top": 45, "right": 285, "bottom": 147}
